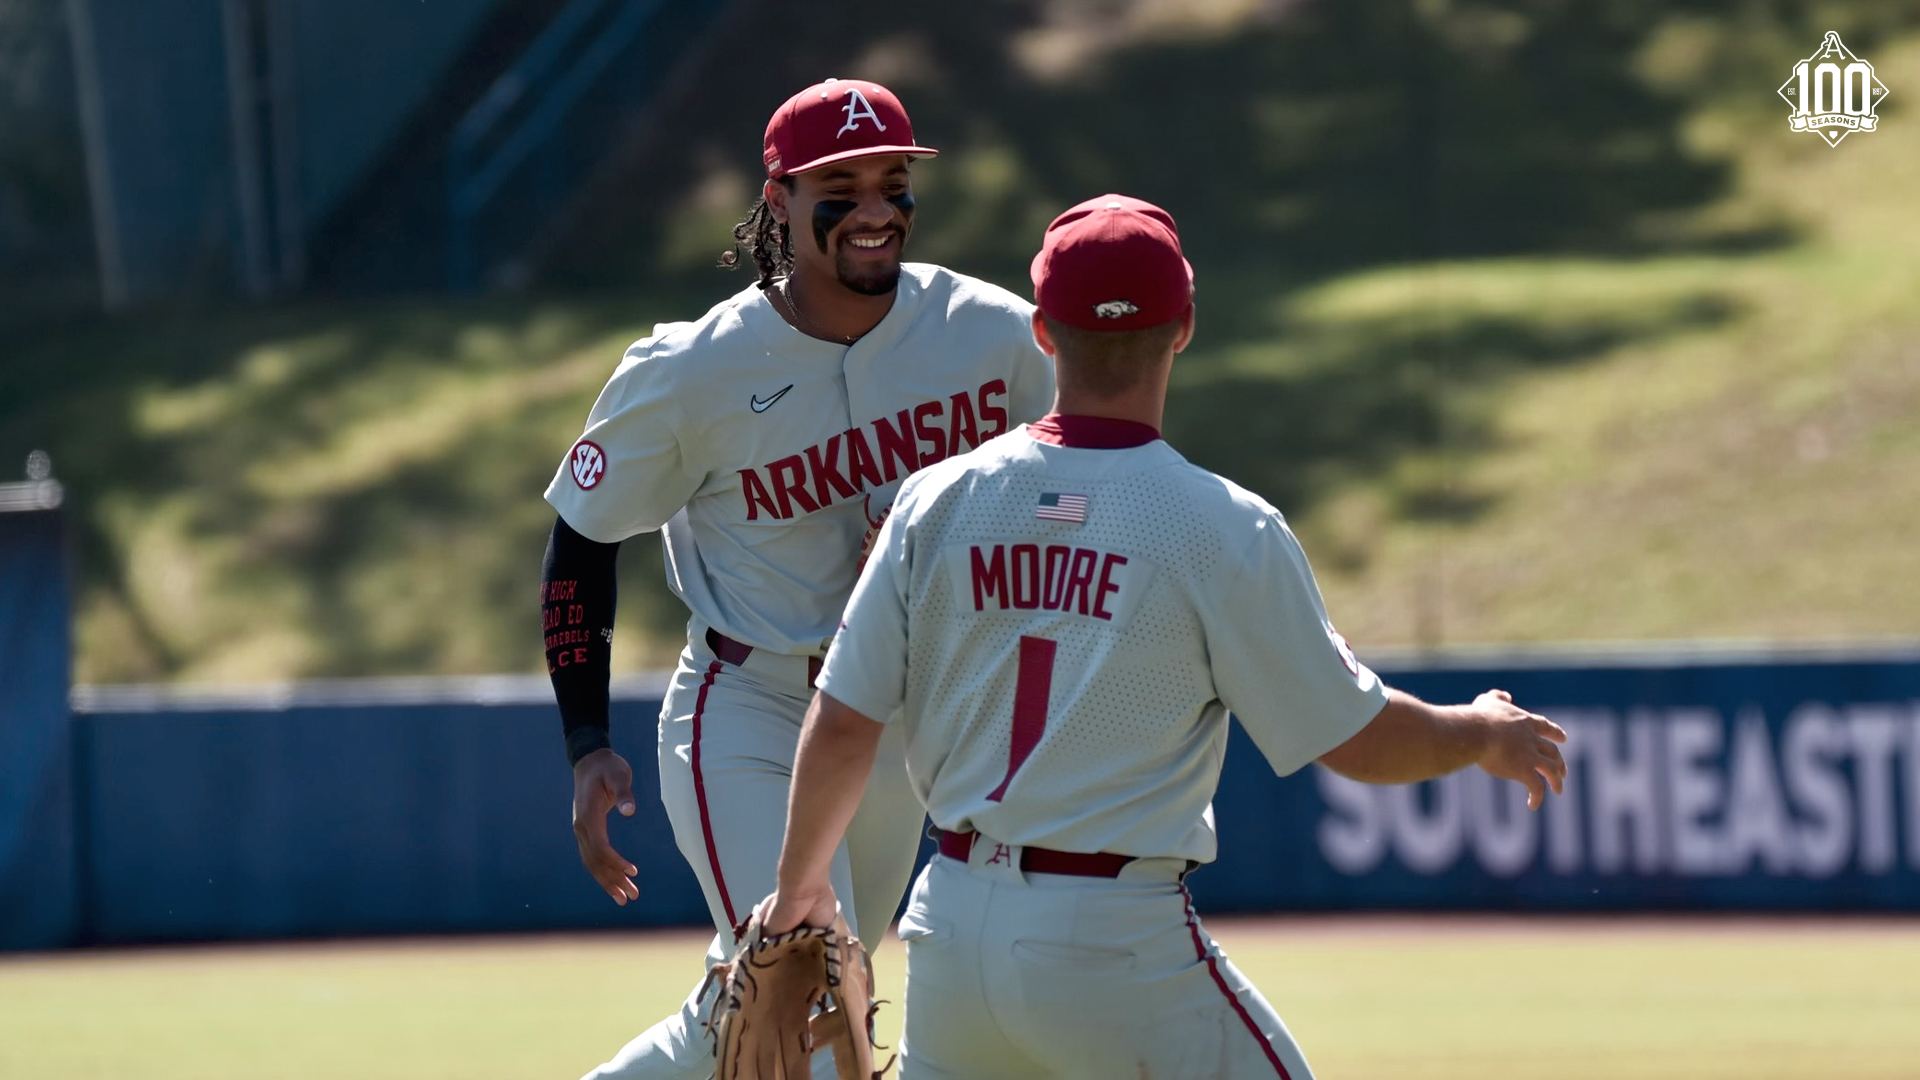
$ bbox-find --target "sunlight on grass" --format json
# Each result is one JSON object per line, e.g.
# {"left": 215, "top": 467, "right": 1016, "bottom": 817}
{"left": 1285, "top": 255, "right": 1738, "bottom": 326}
{"left": 58, "top": 303, "right": 670, "bottom": 682}
{"left": 18, "top": 28, "right": 1920, "bottom": 683}
{"left": 4, "top": 922, "right": 1918, "bottom": 1080}
{"left": 1282, "top": 37, "right": 1920, "bottom": 651}
{"left": 1249, "top": 921, "right": 1920, "bottom": 1080}
{"left": 241, "top": 345, "right": 619, "bottom": 502}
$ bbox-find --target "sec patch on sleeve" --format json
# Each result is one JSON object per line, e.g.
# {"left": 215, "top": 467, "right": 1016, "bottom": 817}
{"left": 570, "top": 440, "right": 607, "bottom": 490}
{"left": 1329, "top": 628, "right": 1360, "bottom": 676}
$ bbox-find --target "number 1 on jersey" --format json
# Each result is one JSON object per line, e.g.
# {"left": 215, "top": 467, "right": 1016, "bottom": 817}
{"left": 986, "top": 635, "right": 1056, "bottom": 802}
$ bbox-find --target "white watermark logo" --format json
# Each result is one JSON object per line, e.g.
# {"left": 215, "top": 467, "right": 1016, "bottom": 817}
{"left": 1779, "top": 32, "right": 1889, "bottom": 147}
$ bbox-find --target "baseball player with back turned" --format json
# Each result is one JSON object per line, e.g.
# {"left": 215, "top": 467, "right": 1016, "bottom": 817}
{"left": 538, "top": 79, "right": 1054, "bottom": 1079}
{"left": 762, "top": 194, "right": 1570, "bottom": 1079}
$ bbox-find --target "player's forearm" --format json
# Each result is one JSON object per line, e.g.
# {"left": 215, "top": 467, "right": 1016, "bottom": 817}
{"left": 542, "top": 515, "right": 620, "bottom": 765}
{"left": 777, "top": 692, "right": 885, "bottom": 891}
{"left": 1316, "top": 688, "right": 1492, "bottom": 784}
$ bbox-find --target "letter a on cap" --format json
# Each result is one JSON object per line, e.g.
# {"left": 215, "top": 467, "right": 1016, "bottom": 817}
{"left": 838, "top": 86, "right": 888, "bottom": 138}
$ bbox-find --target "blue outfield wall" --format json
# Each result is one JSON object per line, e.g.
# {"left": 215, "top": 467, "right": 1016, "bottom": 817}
{"left": 37, "top": 649, "right": 1920, "bottom": 947}
{"left": 71, "top": 688, "right": 707, "bottom": 946}
{"left": 0, "top": 506, "right": 75, "bottom": 951}
{"left": 1189, "top": 655, "right": 1920, "bottom": 915}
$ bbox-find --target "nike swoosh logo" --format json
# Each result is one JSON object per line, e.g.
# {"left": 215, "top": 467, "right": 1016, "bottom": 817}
{"left": 750, "top": 385, "right": 795, "bottom": 413}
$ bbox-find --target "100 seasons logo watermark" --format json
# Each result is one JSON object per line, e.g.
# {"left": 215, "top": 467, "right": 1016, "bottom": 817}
{"left": 1780, "top": 32, "right": 1890, "bottom": 147}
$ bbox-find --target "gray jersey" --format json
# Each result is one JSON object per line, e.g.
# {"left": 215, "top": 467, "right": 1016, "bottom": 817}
{"left": 545, "top": 264, "right": 1055, "bottom": 656}
{"left": 818, "top": 424, "right": 1389, "bottom": 862}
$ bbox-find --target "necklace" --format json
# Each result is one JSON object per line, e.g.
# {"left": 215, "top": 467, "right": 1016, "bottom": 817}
{"left": 778, "top": 276, "right": 855, "bottom": 344}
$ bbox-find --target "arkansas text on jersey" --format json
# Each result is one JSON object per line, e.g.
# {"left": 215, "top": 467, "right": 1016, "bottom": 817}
{"left": 739, "top": 380, "right": 1009, "bottom": 520}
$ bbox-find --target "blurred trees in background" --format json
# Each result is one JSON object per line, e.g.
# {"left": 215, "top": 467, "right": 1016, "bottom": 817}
{"left": 559, "top": 0, "right": 1917, "bottom": 289}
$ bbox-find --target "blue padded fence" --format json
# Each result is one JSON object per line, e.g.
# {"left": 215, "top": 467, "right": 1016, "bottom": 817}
{"left": 68, "top": 681, "right": 704, "bottom": 946}
{"left": 9, "top": 645, "right": 1920, "bottom": 949}
{"left": 1190, "top": 650, "right": 1920, "bottom": 915}
{"left": 0, "top": 505, "right": 74, "bottom": 950}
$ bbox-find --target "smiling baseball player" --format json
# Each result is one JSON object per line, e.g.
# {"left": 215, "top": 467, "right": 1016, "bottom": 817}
{"left": 538, "top": 78, "right": 1054, "bottom": 1080}
{"left": 763, "top": 194, "right": 1568, "bottom": 1078}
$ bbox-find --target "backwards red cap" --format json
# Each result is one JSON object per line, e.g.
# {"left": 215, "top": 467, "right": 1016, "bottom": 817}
{"left": 1031, "top": 194, "right": 1194, "bottom": 331}
{"left": 763, "top": 78, "right": 939, "bottom": 179}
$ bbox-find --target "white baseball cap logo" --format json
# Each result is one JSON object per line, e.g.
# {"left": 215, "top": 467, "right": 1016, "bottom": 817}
{"left": 836, "top": 85, "right": 888, "bottom": 138}
{"left": 570, "top": 440, "right": 607, "bottom": 490}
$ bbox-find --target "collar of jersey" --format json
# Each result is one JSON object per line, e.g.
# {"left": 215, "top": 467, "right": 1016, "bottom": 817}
{"left": 745, "top": 265, "right": 927, "bottom": 353}
{"left": 1026, "top": 413, "right": 1162, "bottom": 449}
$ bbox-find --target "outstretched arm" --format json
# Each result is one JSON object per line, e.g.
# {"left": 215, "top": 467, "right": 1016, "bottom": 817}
{"left": 765, "top": 691, "right": 886, "bottom": 933}
{"left": 1318, "top": 688, "right": 1569, "bottom": 809}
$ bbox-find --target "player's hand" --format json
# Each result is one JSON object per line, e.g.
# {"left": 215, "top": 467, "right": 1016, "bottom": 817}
{"left": 572, "top": 748, "right": 640, "bottom": 905}
{"left": 1471, "top": 689, "right": 1568, "bottom": 811}
{"left": 759, "top": 883, "right": 839, "bottom": 936}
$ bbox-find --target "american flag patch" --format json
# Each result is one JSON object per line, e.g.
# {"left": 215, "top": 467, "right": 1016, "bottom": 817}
{"left": 1035, "top": 492, "right": 1089, "bottom": 523}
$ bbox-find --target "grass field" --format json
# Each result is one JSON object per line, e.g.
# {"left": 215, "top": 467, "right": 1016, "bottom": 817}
{"left": 4, "top": 918, "right": 1919, "bottom": 1079}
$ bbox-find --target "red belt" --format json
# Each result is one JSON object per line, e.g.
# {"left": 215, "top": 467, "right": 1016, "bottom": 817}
{"left": 705, "top": 628, "right": 822, "bottom": 687}
{"left": 935, "top": 829, "right": 1134, "bottom": 878}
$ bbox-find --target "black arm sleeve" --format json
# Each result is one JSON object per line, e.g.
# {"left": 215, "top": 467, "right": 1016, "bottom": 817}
{"left": 541, "top": 514, "right": 621, "bottom": 766}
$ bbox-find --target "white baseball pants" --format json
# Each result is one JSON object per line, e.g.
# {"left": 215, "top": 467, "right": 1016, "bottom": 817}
{"left": 577, "top": 623, "right": 925, "bottom": 1080}
{"left": 893, "top": 844, "right": 1318, "bottom": 1080}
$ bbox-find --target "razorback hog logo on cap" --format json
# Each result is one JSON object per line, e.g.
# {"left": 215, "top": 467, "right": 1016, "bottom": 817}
{"left": 570, "top": 440, "right": 607, "bottom": 490}
{"left": 836, "top": 86, "right": 887, "bottom": 138}
{"left": 1094, "top": 300, "right": 1140, "bottom": 319}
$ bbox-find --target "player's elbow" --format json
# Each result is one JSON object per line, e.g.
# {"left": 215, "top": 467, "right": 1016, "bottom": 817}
{"left": 1315, "top": 728, "right": 1392, "bottom": 783}
{"left": 803, "top": 691, "right": 886, "bottom": 742}
{"left": 1315, "top": 689, "right": 1480, "bottom": 785}
{"left": 1314, "top": 693, "right": 1420, "bottom": 784}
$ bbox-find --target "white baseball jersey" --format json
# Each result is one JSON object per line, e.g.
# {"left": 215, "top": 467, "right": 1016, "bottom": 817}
{"left": 545, "top": 264, "right": 1055, "bottom": 656}
{"left": 818, "top": 417, "right": 1390, "bottom": 863}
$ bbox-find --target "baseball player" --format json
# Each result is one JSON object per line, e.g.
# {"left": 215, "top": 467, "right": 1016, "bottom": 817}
{"left": 763, "top": 194, "right": 1569, "bottom": 1078}
{"left": 538, "top": 79, "right": 1055, "bottom": 1079}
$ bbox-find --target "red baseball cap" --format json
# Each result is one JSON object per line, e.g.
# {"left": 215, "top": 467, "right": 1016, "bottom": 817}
{"left": 1031, "top": 194, "right": 1195, "bottom": 331}
{"left": 763, "top": 78, "right": 939, "bottom": 179}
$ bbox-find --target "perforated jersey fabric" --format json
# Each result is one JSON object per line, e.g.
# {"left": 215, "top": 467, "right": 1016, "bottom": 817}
{"left": 820, "top": 424, "right": 1389, "bottom": 862}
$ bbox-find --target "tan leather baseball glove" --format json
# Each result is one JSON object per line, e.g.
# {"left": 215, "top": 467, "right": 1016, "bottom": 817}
{"left": 703, "top": 909, "right": 890, "bottom": 1080}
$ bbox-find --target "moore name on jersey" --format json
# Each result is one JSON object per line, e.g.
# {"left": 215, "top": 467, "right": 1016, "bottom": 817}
{"left": 967, "top": 542, "right": 1129, "bottom": 621}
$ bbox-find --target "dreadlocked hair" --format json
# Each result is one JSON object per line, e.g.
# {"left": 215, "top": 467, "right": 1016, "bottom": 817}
{"left": 718, "top": 178, "right": 795, "bottom": 289}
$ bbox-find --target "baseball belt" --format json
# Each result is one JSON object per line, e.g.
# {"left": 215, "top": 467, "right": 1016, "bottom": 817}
{"left": 704, "top": 627, "right": 823, "bottom": 688}
{"left": 934, "top": 828, "right": 1135, "bottom": 878}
